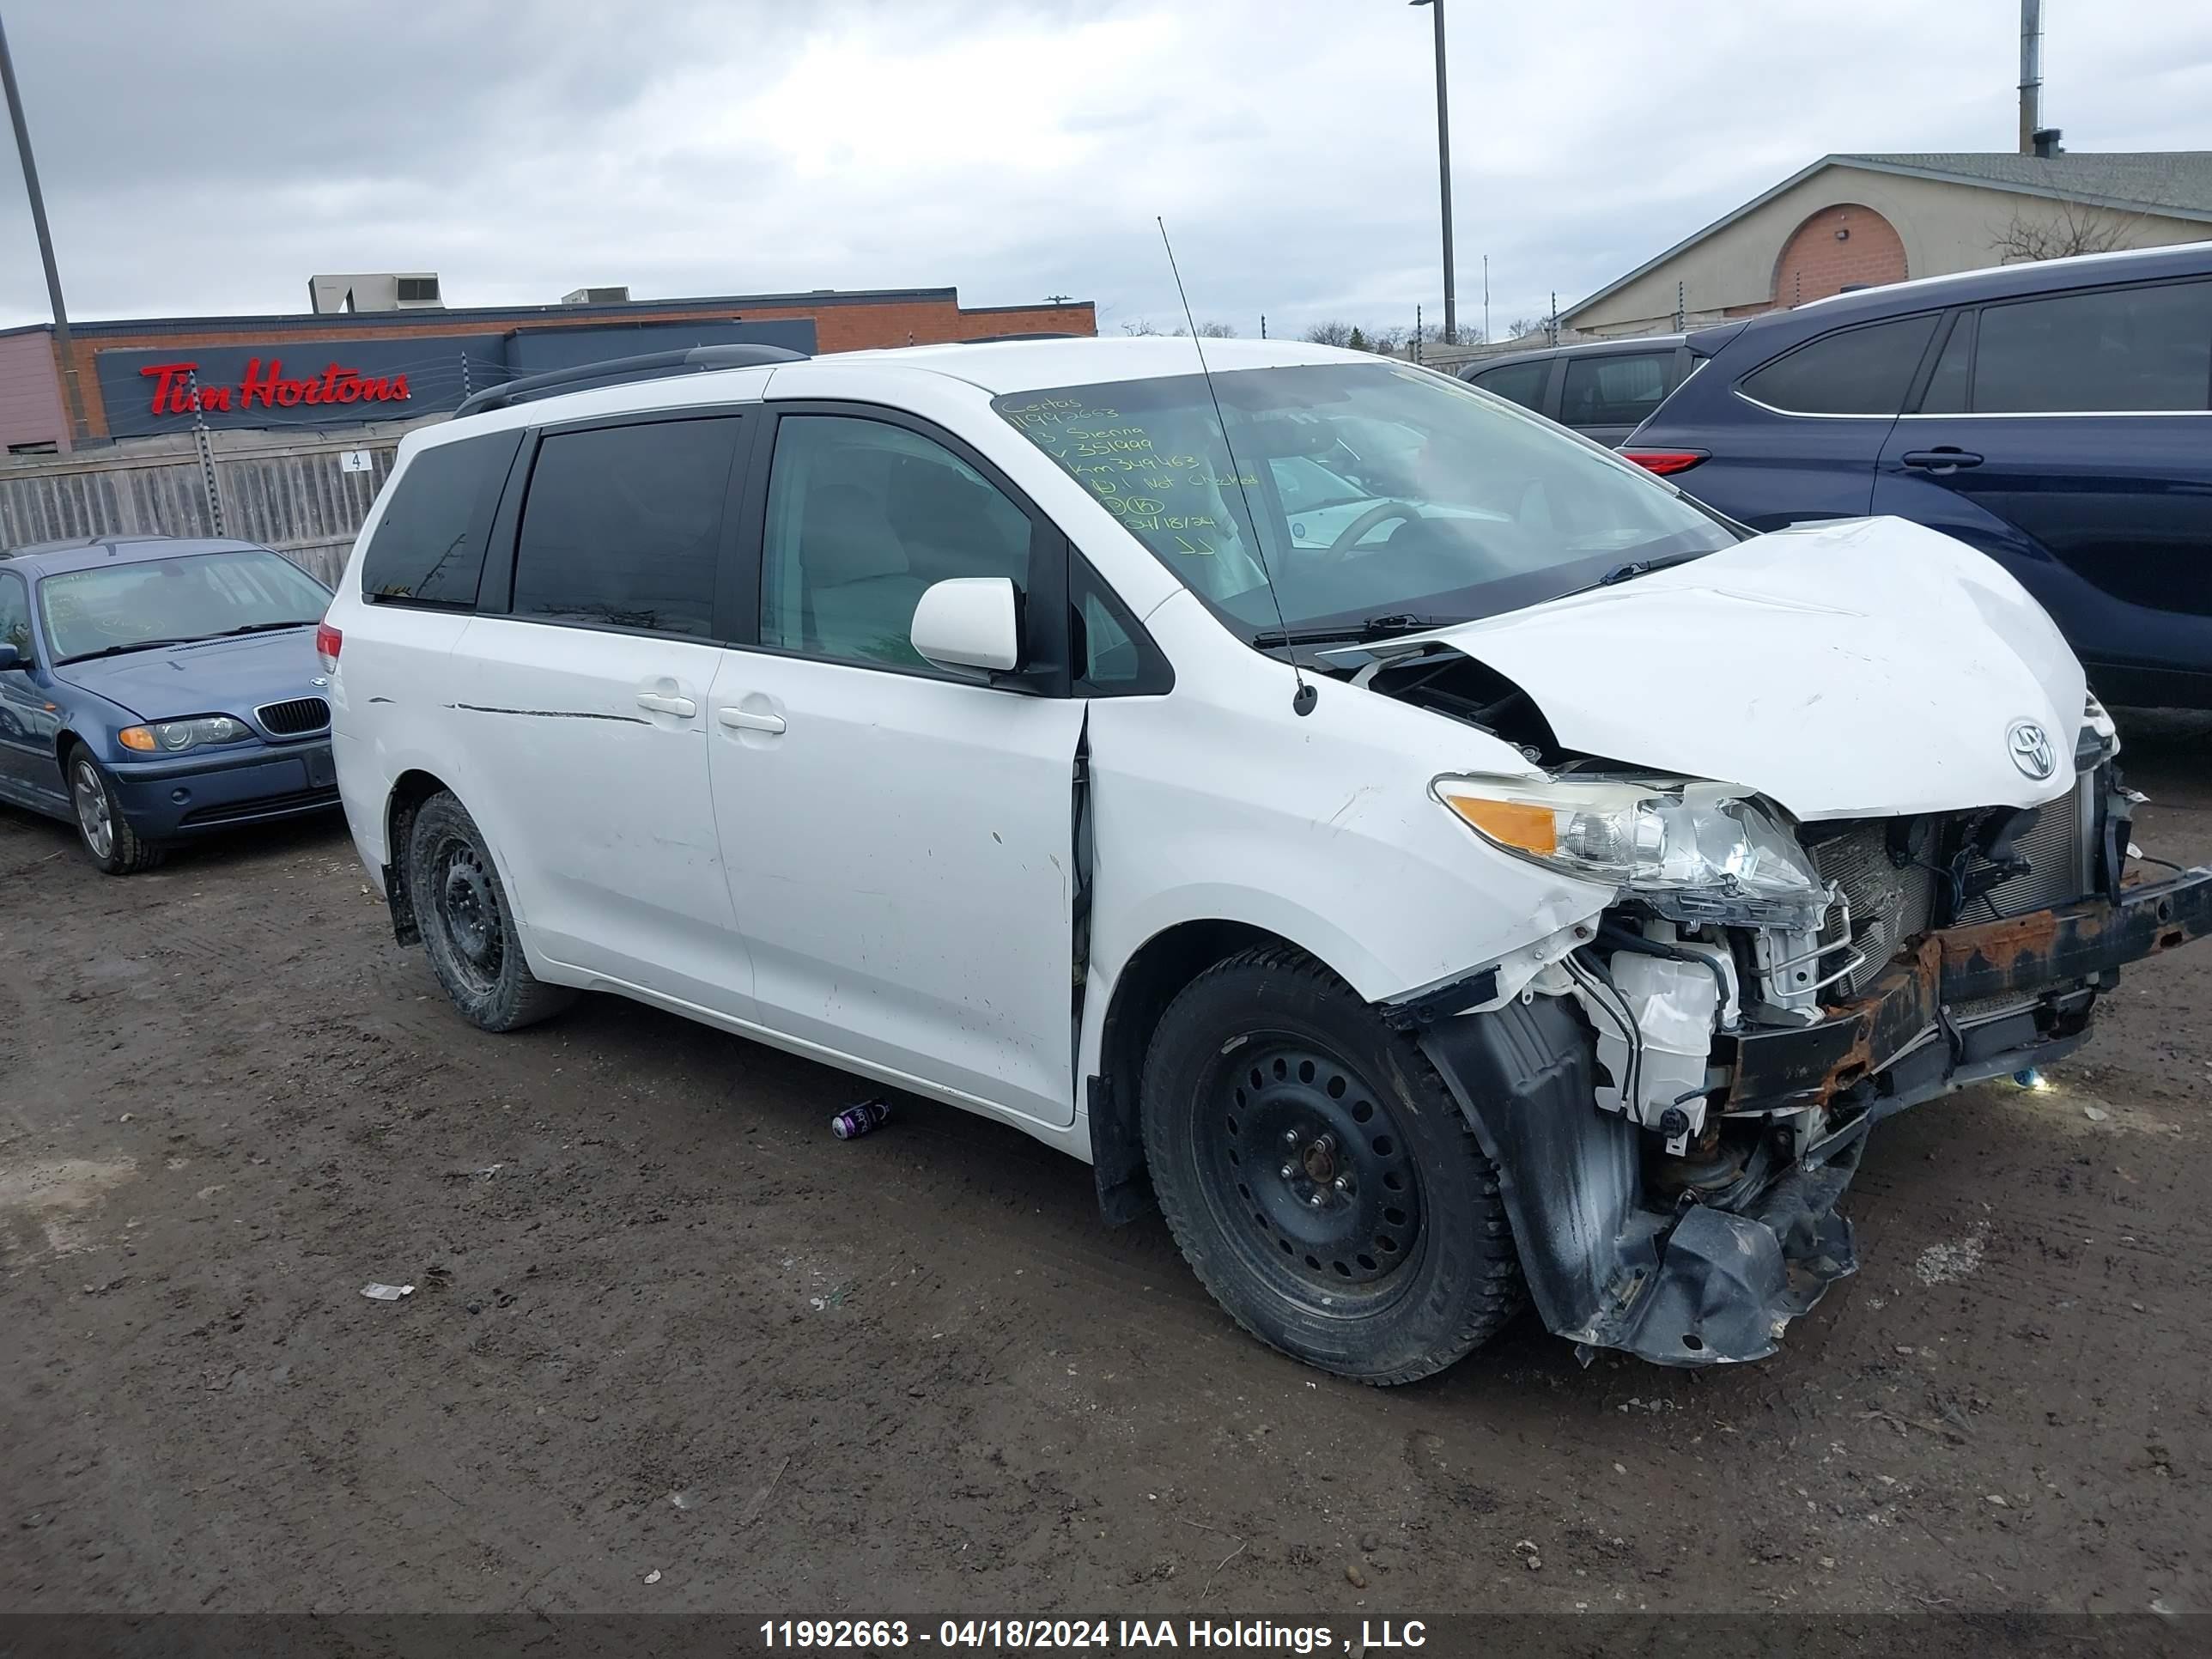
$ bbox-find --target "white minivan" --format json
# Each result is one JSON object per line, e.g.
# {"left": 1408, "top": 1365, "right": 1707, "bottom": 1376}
{"left": 323, "top": 337, "right": 2209, "bottom": 1381}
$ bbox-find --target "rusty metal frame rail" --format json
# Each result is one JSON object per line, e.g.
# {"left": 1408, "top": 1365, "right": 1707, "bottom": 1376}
{"left": 1729, "top": 866, "right": 2212, "bottom": 1110}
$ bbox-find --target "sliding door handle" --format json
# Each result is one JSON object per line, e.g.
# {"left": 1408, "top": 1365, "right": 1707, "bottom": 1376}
{"left": 717, "top": 706, "right": 786, "bottom": 735}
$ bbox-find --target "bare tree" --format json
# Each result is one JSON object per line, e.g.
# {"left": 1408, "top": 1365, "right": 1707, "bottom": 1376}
{"left": 1503, "top": 316, "right": 1544, "bottom": 340}
{"left": 1119, "top": 318, "right": 1164, "bottom": 337}
{"left": 1182, "top": 320, "right": 1238, "bottom": 338}
{"left": 1991, "top": 199, "right": 2138, "bottom": 264}
{"left": 1302, "top": 320, "right": 1355, "bottom": 347}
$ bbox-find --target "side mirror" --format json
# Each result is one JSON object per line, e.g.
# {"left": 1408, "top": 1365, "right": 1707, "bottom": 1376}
{"left": 0, "top": 643, "right": 24, "bottom": 672}
{"left": 911, "top": 577, "right": 1020, "bottom": 674}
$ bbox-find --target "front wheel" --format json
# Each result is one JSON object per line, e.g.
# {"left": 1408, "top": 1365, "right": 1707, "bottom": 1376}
{"left": 405, "top": 791, "right": 576, "bottom": 1032}
{"left": 1140, "top": 945, "right": 1524, "bottom": 1384}
{"left": 68, "top": 745, "right": 164, "bottom": 875}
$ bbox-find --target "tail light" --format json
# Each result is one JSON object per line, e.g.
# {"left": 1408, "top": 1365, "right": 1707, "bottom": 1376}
{"left": 1622, "top": 447, "right": 1709, "bottom": 477}
{"left": 315, "top": 622, "right": 343, "bottom": 673}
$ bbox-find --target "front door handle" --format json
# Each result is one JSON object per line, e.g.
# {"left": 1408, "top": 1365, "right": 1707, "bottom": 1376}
{"left": 717, "top": 706, "right": 786, "bottom": 735}
{"left": 1900, "top": 448, "right": 1984, "bottom": 473}
{"left": 635, "top": 691, "right": 697, "bottom": 717}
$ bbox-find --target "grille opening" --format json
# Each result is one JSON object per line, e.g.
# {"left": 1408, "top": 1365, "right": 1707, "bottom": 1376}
{"left": 257, "top": 696, "right": 331, "bottom": 736}
{"left": 1804, "top": 774, "right": 2094, "bottom": 1000}
{"left": 179, "top": 786, "right": 340, "bottom": 827}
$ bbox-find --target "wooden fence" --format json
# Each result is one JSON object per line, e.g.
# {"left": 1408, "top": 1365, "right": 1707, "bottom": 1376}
{"left": 0, "top": 419, "right": 432, "bottom": 586}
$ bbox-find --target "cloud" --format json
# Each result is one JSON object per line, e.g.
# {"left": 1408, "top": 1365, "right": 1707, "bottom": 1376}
{"left": 0, "top": 0, "right": 2205, "bottom": 339}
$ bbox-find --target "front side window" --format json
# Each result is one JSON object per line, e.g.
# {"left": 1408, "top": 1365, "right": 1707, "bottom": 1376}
{"left": 40, "top": 550, "right": 331, "bottom": 665}
{"left": 1560, "top": 350, "right": 1674, "bottom": 427}
{"left": 993, "top": 362, "right": 1735, "bottom": 641}
{"left": 1970, "top": 281, "right": 2212, "bottom": 413}
{"left": 1739, "top": 313, "right": 1940, "bottom": 416}
{"left": 762, "top": 415, "right": 1033, "bottom": 671}
{"left": 0, "top": 570, "right": 30, "bottom": 656}
{"left": 510, "top": 417, "right": 743, "bottom": 638}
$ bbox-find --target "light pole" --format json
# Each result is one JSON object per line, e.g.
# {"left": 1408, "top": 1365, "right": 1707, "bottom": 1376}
{"left": 1409, "top": 0, "right": 1455, "bottom": 344}
{"left": 0, "top": 12, "right": 87, "bottom": 447}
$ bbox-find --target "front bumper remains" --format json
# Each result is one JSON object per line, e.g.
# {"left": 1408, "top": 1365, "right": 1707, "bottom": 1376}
{"left": 1420, "top": 866, "right": 2212, "bottom": 1368}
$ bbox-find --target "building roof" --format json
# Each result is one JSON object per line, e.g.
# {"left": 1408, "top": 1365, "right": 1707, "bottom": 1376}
{"left": 1835, "top": 151, "right": 2212, "bottom": 219}
{"left": 0, "top": 286, "right": 1095, "bottom": 342}
{"left": 1561, "top": 150, "right": 2212, "bottom": 324}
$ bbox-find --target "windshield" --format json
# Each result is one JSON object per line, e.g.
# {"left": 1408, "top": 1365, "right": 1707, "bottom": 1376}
{"left": 40, "top": 549, "right": 332, "bottom": 664}
{"left": 993, "top": 362, "right": 1736, "bottom": 641}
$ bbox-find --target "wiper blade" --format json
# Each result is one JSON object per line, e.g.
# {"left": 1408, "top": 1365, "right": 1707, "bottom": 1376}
{"left": 1251, "top": 613, "right": 1465, "bottom": 650}
{"left": 211, "top": 621, "right": 315, "bottom": 637}
{"left": 1588, "top": 550, "right": 1710, "bottom": 590}
{"left": 58, "top": 639, "right": 197, "bottom": 663}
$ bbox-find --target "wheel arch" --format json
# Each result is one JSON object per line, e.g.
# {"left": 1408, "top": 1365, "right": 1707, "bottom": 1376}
{"left": 382, "top": 767, "right": 459, "bottom": 946}
{"left": 1089, "top": 917, "right": 1340, "bottom": 1224}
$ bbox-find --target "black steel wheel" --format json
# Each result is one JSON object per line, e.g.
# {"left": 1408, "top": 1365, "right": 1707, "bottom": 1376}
{"left": 405, "top": 791, "right": 576, "bottom": 1032}
{"left": 1200, "top": 1040, "right": 1425, "bottom": 1304}
{"left": 1141, "top": 945, "right": 1524, "bottom": 1384}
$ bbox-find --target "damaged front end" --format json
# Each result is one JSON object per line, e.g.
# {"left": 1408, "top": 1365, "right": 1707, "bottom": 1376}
{"left": 1401, "top": 718, "right": 2212, "bottom": 1367}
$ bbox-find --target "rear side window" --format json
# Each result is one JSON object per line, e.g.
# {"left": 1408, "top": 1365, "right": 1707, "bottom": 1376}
{"left": 510, "top": 417, "right": 744, "bottom": 638}
{"left": 1560, "top": 350, "right": 1674, "bottom": 427}
{"left": 1470, "top": 359, "right": 1548, "bottom": 410}
{"left": 1739, "top": 313, "right": 1939, "bottom": 416}
{"left": 1970, "top": 281, "right": 2212, "bottom": 413}
{"left": 360, "top": 431, "right": 520, "bottom": 608}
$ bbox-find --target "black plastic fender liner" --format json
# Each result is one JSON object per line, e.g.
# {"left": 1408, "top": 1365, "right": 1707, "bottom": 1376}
{"left": 1417, "top": 996, "right": 1651, "bottom": 1344}
{"left": 1419, "top": 995, "right": 1860, "bottom": 1367}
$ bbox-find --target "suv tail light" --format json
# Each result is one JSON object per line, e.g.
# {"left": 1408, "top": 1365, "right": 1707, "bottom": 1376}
{"left": 1622, "top": 447, "right": 1709, "bottom": 477}
{"left": 315, "top": 622, "right": 343, "bottom": 673}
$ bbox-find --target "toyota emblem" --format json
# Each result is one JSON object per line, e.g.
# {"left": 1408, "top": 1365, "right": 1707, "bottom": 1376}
{"left": 2007, "top": 719, "right": 2056, "bottom": 781}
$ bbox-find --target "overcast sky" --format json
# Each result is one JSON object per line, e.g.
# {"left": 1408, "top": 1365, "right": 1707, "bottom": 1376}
{"left": 1, "top": 0, "right": 2207, "bottom": 341}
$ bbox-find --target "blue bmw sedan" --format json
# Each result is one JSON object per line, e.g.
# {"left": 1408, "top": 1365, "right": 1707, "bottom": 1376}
{"left": 0, "top": 534, "right": 339, "bottom": 873}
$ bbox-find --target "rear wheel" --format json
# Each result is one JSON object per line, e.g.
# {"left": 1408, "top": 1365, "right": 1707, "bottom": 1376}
{"left": 68, "top": 745, "right": 164, "bottom": 875}
{"left": 1140, "top": 945, "right": 1524, "bottom": 1384}
{"left": 405, "top": 791, "right": 575, "bottom": 1031}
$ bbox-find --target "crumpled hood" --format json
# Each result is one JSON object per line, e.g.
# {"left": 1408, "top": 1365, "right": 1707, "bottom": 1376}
{"left": 52, "top": 628, "right": 324, "bottom": 724}
{"left": 1408, "top": 517, "right": 2086, "bottom": 822}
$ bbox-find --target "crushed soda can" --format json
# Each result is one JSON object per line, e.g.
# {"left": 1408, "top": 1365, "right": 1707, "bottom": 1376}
{"left": 830, "top": 1099, "right": 893, "bottom": 1140}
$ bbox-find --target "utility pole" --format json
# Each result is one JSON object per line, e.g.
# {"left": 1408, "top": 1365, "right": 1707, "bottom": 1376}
{"left": 1482, "top": 252, "right": 1489, "bottom": 343}
{"left": 1410, "top": 1, "right": 1456, "bottom": 344}
{"left": 0, "top": 12, "right": 88, "bottom": 447}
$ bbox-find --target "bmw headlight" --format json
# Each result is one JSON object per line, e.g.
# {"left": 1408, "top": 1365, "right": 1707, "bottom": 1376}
{"left": 118, "top": 715, "right": 253, "bottom": 754}
{"left": 1434, "top": 774, "right": 1826, "bottom": 915}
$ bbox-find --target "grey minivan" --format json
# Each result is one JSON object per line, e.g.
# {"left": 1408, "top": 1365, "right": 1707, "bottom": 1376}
{"left": 1460, "top": 335, "right": 1692, "bottom": 447}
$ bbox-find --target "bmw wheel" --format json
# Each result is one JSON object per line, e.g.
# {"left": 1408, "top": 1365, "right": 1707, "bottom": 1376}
{"left": 1140, "top": 945, "right": 1524, "bottom": 1384}
{"left": 405, "top": 791, "right": 575, "bottom": 1032}
{"left": 68, "top": 744, "right": 164, "bottom": 875}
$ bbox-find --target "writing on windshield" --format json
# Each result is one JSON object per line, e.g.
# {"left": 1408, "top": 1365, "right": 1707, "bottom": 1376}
{"left": 994, "top": 363, "right": 1735, "bottom": 638}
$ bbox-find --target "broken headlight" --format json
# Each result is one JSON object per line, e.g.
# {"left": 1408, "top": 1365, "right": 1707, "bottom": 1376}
{"left": 1433, "top": 775, "right": 1826, "bottom": 910}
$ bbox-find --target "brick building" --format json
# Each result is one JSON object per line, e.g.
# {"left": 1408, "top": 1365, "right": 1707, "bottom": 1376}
{"left": 0, "top": 284, "right": 1096, "bottom": 453}
{"left": 1561, "top": 150, "right": 2212, "bottom": 339}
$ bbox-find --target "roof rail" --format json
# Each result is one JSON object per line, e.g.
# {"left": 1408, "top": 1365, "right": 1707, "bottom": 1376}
{"left": 450, "top": 343, "right": 810, "bottom": 420}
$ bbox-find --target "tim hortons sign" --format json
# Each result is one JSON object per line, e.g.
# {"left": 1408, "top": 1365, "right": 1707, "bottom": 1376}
{"left": 140, "top": 358, "right": 412, "bottom": 416}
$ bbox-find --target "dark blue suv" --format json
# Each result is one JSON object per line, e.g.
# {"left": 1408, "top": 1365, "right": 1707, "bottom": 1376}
{"left": 1623, "top": 243, "right": 2212, "bottom": 708}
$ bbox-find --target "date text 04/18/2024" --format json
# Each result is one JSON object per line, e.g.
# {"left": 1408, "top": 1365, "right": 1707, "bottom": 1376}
{"left": 759, "top": 1620, "right": 1431, "bottom": 1651}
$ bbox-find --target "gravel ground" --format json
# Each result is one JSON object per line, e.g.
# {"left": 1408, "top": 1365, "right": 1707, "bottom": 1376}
{"left": 2, "top": 726, "right": 2207, "bottom": 1629}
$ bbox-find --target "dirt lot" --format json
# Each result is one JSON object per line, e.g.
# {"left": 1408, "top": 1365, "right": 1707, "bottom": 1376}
{"left": 3, "top": 728, "right": 2209, "bottom": 1630}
